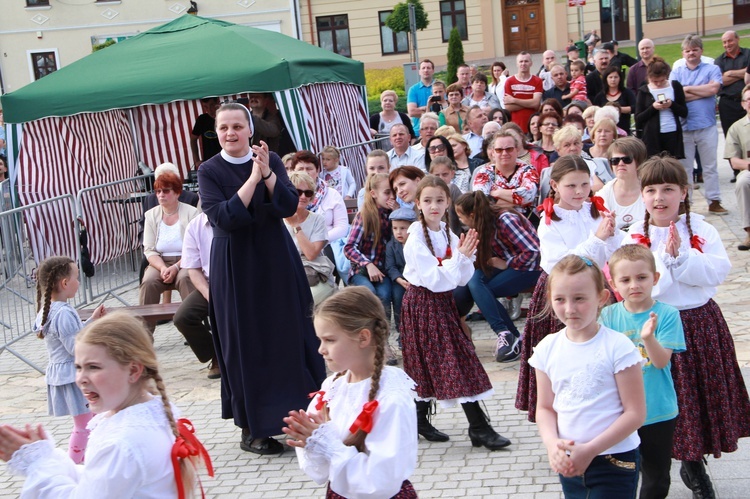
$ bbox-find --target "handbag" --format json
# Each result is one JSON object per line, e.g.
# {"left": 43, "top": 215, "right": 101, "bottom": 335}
{"left": 301, "top": 254, "right": 334, "bottom": 287}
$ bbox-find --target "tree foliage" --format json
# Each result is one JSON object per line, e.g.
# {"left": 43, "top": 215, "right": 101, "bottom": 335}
{"left": 446, "top": 28, "right": 464, "bottom": 85}
{"left": 92, "top": 39, "right": 117, "bottom": 52}
{"left": 385, "top": 0, "right": 429, "bottom": 33}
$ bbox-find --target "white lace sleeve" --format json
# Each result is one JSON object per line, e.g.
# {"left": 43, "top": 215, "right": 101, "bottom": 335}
{"left": 296, "top": 423, "right": 355, "bottom": 485}
{"left": 7, "top": 439, "right": 82, "bottom": 498}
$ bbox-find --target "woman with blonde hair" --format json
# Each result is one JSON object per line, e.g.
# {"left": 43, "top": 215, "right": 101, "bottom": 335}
{"left": 448, "top": 133, "right": 484, "bottom": 193}
{"left": 369, "top": 90, "right": 416, "bottom": 140}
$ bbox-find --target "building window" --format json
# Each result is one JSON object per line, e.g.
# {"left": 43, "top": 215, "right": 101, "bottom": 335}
{"left": 30, "top": 51, "right": 58, "bottom": 80}
{"left": 26, "top": 0, "right": 50, "bottom": 6}
{"left": 379, "top": 11, "right": 409, "bottom": 56}
{"left": 316, "top": 15, "right": 351, "bottom": 58}
{"left": 646, "top": 0, "right": 681, "bottom": 20}
{"left": 440, "top": 0, "right": 468, "bottom": 42}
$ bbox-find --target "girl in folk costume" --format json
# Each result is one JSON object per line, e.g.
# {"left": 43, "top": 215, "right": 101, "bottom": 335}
{"left": 516, "top": 155, "right": 624, "bottom": 422}
{"left": 284, "top": 287, "right": 418, "bottom": 499}
{"left": 401, "top": 175, "right": 511, "bottom": 450}
{"left": 626, "top": 156, "right": 750, "bottom": 498}
{"left": 0, "top": 312, "right": 213, "bottom": 498}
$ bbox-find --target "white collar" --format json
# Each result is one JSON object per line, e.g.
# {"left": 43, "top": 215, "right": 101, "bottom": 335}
{"left": 221, "top": 149, "right": 254, "bottom": 164}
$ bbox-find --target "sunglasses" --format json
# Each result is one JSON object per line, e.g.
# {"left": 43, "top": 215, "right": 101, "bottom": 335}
{"left": 297, "top": 189, "right": 315, "bottom": 198}
{"left": 428, "top": 144, "right": 447, "bottom": 153}
{"left": 609, "top": 156, "right": 634, "bottom": 165}
{"left": 541, "top": 122, "right": 559, "bottom": 128}
{"left": 494, "top": 146, "right": 515, "bottom": 155}
{"left": 155, "top": 188, "right": 173, "bottom": 194}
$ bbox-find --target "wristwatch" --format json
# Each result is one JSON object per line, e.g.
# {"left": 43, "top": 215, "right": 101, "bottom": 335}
{"left": 293, "top": 226, "right": 302, "bottom": 234}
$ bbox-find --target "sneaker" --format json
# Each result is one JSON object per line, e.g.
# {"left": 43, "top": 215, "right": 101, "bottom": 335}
{"left": 207, "top": 358, "right": 221, "bottom": 379}
{"left": 494, "top": 331, "right": 520, "bottom": 362}
{"left": 708, "top": 201, "right": 728, "bottom": 215}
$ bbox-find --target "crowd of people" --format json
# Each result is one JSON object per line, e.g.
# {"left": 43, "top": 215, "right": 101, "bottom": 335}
{"left": 3, "top": 31, "right": 750, "bottom": 499}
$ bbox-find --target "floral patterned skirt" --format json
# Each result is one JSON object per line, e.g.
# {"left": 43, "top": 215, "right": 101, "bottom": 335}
{"left": 672, "top": 300, "right": 750, "bottom": 460}
{"left": 401, "top": 285, "right": 492, "bottom": 402}
{"left": 326, "top": 480, "right": 417, "bottom": 498}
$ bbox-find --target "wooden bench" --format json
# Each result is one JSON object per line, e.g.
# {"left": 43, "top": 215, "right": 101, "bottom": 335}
{"left": 78, "top": 302, "right": 181, "bottom": 322}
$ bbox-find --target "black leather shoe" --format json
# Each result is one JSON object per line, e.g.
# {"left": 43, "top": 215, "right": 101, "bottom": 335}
{"left": 240, "top": 430, "right": 284, "bottom": 455}
{"left": 418, "top": 421, "right": 450, "bottom": 442}
{"left": 468, "top": 427, "right": 511, "bottom": 450}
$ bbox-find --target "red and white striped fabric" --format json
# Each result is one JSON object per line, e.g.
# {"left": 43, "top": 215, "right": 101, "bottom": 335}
{"left": 17, "top": 111, "right": 138, "bottom": 265}
{"left": 131, "top": 101, "right": 202, "bottom": 178}
{"left": 298, "top": 83, "right": 371, "bottom": 188}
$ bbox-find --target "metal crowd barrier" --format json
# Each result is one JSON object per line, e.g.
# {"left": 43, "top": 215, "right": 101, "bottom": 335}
{"left": 336, "top": 136, "right": 392, "bottom": 188}
{"left": 0, "top": 194, "right": 82, "bottom": 373}
{"left": 75, "top": 176, "right": 151, "bottom": 305}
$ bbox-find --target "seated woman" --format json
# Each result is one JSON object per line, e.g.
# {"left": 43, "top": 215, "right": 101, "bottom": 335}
{"left": 285, "top": 172, "right": 336, "bottom": 304}
{"left": 471, "top": 129, "right": 539, "bottom": 215}
{"left": 140, "top": 171, "right": 198, "bottom": 330}
{"left": 369, "top": 90, "right": 416, "bottom": 142}
{"left": 291, "top": 151, "right": 349, "bottom": 243}
{"left": 499, "top": 123, "right": 548, "bottom": 176}
{"left": 424, "top": 135, "right": 455, "bottom": 172}
{"left": 597, "top": 137, "right": 647, "bottom": 231}
{"left": 587, "top": 118, "right": 618, "bottom": 159}
{"left": 448, "top": 134, "right": 485, "bottom": 193}
{"left": 453, "top": 191, "right": 541, "bottom": 362}
{"left": 533, "top": 111, "right": 562, "bottom": 163}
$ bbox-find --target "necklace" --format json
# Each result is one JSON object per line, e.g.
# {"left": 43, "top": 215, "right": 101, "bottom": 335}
{"left": 607, "top": 90, "right": 620, "bottom": 97}
{"left": 162, "top": 207, "right": 178, "bottom": 216}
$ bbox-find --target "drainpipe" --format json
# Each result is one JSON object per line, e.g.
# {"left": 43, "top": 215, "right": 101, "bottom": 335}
{"left": 307, "top": 0, "right": 315, "bottom": 45}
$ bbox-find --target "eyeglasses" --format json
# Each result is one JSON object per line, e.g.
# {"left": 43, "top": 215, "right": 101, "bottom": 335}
{"left": 155, "top": 188, "right": 173, "bottom": 194}
{"left": 297, "top": 189, "right": 315, "bottom": 198}
{"left": 428, "top": 144, "right": 447, "bottom": 153}
{"left": 541, "top": 122, "right": 559, "bottom": 128}
{"left": 609, "top": 156, "right": 634, "bottom": 165}
{"left": 494, "top": 146, "right": 516, "bottom": 155}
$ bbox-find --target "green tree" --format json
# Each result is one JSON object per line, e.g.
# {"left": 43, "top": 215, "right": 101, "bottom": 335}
{"left": 92, "top": 39, "right": 116, "bottom": 52}
{"left": 446, "top": 28, "right": 464, "bottom": 85}
{"left": 385, "top": 0, "right": 429, "bottom": 33}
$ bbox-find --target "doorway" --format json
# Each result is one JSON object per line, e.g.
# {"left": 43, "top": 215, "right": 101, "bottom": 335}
{"left": 503, "top": 0, "right": 546, "bottom": 55}
{"left": 600, "top": 0, "right": 630, "bottom": 42}
{"left": 736, "top": 0, "right": 750, "bottom": 23}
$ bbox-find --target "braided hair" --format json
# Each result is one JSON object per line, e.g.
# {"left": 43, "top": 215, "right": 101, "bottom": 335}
{"left": 35, "top": 256, "right": 75, "bottom": 339}
{"left": 638, "top": 155, "right": 694, "bottom": 247}
{"left": 314, "top": 287, "right": 389, "bottom": 453}
{"left": 455, "top": 191, "right": 507, "bottom": 275}
{"left": 415, "top": 175, "right": 453, "bottom": 261}
{"left": 545, "top": 155, "right": 602, "bottom": 222}
{"left": 77, "top": 312, "right": 205, "bottom": 495}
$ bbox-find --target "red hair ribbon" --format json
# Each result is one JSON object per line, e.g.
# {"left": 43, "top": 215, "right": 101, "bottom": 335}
{"left": 436, "top": 245, "right": 452, "bottom": 266}
{"left": 630, "top": 233, "right": 652, "bottom": 248}
{"left": 349, "top": 400, "right": 379, "bottom": 434}
{"left": 537, "top": 198, "right": 555, "bottom": 225}
{"left": 308, "top": 390, "right": 326, "bottom": 411}
{"left": 171, "top": 418, "right": 214, "bottom": 499}
{"left": 690, "top": 235, "right": 705, "bottom": 253}
{"left": 589, "top": 196, "right": 609, "bottom": 214}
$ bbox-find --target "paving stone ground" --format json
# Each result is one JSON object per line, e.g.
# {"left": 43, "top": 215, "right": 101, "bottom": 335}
{"left": 1, "top": 128, "right": 749, "bottom": 497}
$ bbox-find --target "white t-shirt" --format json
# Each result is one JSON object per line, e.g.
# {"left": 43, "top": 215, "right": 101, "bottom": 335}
{"left": 529, "top": 325, "right": 643, "bottom": 455}
{"left": 597, "top": 179, "right": 646, "bottom": 231}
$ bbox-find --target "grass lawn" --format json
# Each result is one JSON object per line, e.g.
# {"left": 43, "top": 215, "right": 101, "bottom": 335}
{"left": 619, "top": 31, "right": 741, "bottom": 65}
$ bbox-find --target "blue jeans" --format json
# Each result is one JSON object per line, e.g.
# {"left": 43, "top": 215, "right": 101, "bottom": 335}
{"left": 559, "top": 449, "right": 640, "bottom": 499}
{"left": 348, "top": 274, "right": 392, "bottom": 320}
{"left": 453, "top": 268, "right": 541, "bottom": 336}
{"left": 392, "top": 281, "right": 407, "bottom": 331}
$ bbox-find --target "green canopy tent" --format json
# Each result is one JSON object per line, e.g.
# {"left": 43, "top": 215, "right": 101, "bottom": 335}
{"left": 0, "top": 14, "right": 372, "bottom": 265}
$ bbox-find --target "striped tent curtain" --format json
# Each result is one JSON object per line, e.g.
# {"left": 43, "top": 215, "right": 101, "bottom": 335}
{"left": 131, "top": 101, "right": 202, "bottom": 178}
{"left": 274, "top": 88, "right": 311, "bottom": 152}
{"left": 16, "top": 111, "right": 138, "bottom": 264}
{"left": 297, "top": 83, "right": 371, "bottom": 189}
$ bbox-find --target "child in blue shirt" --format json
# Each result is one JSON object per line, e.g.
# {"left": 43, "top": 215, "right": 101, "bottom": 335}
{"left": 386, "top": 208, "right": 416, "bottom": 348}
{"left": 601, "top": 244, "right": 686, "bottom": 499}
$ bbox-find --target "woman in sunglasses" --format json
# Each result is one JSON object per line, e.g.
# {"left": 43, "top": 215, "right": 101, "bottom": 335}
{"left": 284, "top": 171, "right": 336, "bottom": 304}
{"left": 597, "top": 137, "right": 648, "bottom": 230}
{"left": 471, "top": 130, "right": 539, "bottom": 215}
{"left": 139, "top": 171, "right": 199, "bottom": 331}
{"left": 424, "top": 135, "right": 455, "bottom": 171}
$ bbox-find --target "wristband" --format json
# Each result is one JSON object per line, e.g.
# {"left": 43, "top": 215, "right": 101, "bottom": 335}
{"left": 261, "top": 170, "right": 274, "bottom": 180}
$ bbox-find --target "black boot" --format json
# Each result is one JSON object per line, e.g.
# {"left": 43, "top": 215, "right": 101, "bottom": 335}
{"left": 415, "top": 401, "right": 449, "bottom": 442}
{"left": 680, "top": 460, "right": 716, "bottom": 499}
{"left": 461, "top": 402, "right": 511, "bottom": 450}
